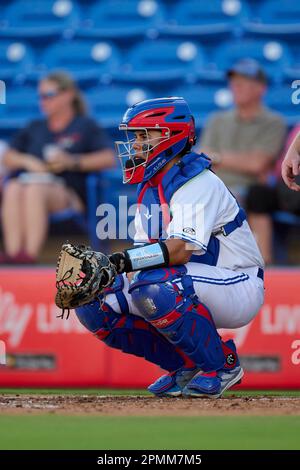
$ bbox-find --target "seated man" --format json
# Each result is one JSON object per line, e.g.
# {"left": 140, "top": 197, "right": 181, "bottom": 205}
{"left": 60, "top": 97, "right": 265, "bottom": 398}
{"left": 198, "top": 59, "right": 286, "bottom": 264}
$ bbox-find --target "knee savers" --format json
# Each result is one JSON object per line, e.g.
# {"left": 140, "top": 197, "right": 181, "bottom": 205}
{"left": 129, "top": 267, "right": 225, "bottom": 372}
{"left": 75, "top": 275, "right": 185, "bottom": 372}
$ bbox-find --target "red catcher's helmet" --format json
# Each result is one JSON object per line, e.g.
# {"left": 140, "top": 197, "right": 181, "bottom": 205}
{"left": 115, "top": 97, "right": 196, "bottom": 184}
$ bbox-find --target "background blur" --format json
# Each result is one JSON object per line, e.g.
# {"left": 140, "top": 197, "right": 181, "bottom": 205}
{"left": 0, "top": 0, "right": 300, "bottom": 390}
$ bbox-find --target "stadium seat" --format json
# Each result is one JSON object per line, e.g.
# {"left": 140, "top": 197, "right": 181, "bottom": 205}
{"left": 284, "top": 50, "right": 300, "bottom": 83}
{"left": 87, "top": 169, "right": 137, "bottom": 248}
{"left": 272, "top": 210, "right": 300, "bottom": 265}
{"left": 0, "top": 86, "right": 40, "bottom": 129}
{"left": 265, "top": 85, "right": 300, "bottom": 126}
{"left": 49, "top": 207, "right": 87, "bottom": 234}
{"left": 40, "top": 40, "right": 121, "bottom": 84}
{"left": 78, "top": 0, "right": 165, "bottom": 41}
{"left": 159, "top": 0, "right": 249, "bottom": 40}
{"left": 170, "top": 84, "right": 233, "bottom": 125}
{"left": 200, "top": 39, "right": 292, "bottom": 83}
{"left": 0, "top": 86, "right": 40, "bottom": 130}
{"left": 117, "top": 39, "right": 205, "bottom": 86}
{"left": 86, "top": 85, "right": 153, "bottom": 127}
{"left": 0, "top": 0, "right": 80, "bottom": 40}
{"left": 244, "top": 0, "right": 300, "bottom": 39}
{"left": 0, "top": 41, "right": 35, "bottom": 82}
{"left": 50, "top": 169, "right": 135, "bottom": 250}
{"left": 273, "top": 211, "right": 300, "bottom": 226}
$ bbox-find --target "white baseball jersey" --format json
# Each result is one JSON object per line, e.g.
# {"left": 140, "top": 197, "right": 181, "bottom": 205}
{"left": 134, "top": 169, "right": 264, "bottom": 271}
{"left": 105, "top": 169, "right": 265, "bottom": 330}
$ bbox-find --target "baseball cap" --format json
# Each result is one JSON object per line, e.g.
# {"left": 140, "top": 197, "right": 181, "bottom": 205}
{"left": 227, "top": 58, "right": 267, "bottom": 84}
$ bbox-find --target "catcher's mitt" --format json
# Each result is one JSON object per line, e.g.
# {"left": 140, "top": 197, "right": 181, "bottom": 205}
{"left": 55, "top": 243, "right": 117, "bottom": 316}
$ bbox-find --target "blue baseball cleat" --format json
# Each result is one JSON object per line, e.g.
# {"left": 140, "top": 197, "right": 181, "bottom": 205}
{"left": 182, "top": 366, "right": 244, "bottom": 398}
{"left": 148, "top": 367, "right": 200, "bottom": 397}
{"left": 183, "top": 339, "right": 244, "bottom": 398}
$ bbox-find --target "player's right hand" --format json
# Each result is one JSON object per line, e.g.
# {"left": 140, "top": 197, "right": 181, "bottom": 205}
{"left": 281, "top": 155, "right": 300, "bottom": 192}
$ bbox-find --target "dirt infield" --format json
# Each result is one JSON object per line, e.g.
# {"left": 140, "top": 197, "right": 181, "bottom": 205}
{"left": 1, "top": 394, "right": 300, "bottom": 416}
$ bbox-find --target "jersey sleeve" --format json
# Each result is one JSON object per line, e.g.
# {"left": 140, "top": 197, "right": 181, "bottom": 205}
{"left": 166, "top": 171, "right": 220, "bottom": 253}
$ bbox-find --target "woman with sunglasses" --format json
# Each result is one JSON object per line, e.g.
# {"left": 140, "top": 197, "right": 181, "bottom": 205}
{"left": 1, "top": 71, "right": 115, "bottom": 264}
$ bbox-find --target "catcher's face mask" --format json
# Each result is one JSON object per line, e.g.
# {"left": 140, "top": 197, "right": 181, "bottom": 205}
{"left": 115, "top": 126, "right": 169, "bottom": 184}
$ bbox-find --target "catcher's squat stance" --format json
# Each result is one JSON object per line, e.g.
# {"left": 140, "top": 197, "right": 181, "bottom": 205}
{"left": 55, "top": 97, "right": 265, "bottom": 398}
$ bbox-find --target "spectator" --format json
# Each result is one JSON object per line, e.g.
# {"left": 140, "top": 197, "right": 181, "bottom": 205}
{"left": 1, "top": 71, "right": 115, "bottom": 264}
{"left": 198, "top": 59, "right": 286, "bottom": 264}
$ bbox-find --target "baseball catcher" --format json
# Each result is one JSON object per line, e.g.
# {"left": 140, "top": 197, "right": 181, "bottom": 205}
{"left": 55, "top": 97, "right": 265, "bottom": 398}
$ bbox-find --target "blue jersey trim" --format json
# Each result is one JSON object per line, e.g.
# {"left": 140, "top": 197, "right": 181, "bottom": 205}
{"left": 191, "top": 274, "right": 249, "bottom": 286}
{"left": 172, "top": 273, "right": 249, "bottom": 286}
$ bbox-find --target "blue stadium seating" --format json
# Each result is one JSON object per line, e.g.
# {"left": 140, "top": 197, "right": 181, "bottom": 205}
{"left": 50, "top": 172, "right": 116, "bottom": 249}
{"left": 284, "top": 50, "right": 300, "bottom": 83}
{"left": 78, "top": 0, "right": 165, "bottom": 41}
{"left": 0, "top": 0, "right": 298, "bottom": 260}
{"left": 39, "top": 40, "right": 121, "bottom": 84}
{"left": 0, "top": 87, "right": 40, "bottom": 130}
{"left": 272, "top": 210, "right": 300, "bottom": 264}
{"left": 117, "top": 39, "right": 205, "bottom": 86}
{"left": 170, "top": 84, "right": 233, "bottom": 126}
{"left": 49, "top": 207, "right": 87, "bottom": 234}
{"left": 0, "top": 0, "right": 80, "bottom": 40}
{"left": 265, "top": 85, "right": 300, "bottom": 126}
{"left": 159, "top": 0, "right": 249, "bottom": 40}
{"left": 244, "top": 0, "right": 300, "bottom": 39}
{"left": 200, "top": 39, "right": 293, "bottom": 83}
{"left": 0, "top": 41, "right": 35, "bottom": 82}
{"left": 273, "top": 211, "right": 300, "bottom": 226}
{"left": 86, "top": 85, "right": 153, "bottom": 127}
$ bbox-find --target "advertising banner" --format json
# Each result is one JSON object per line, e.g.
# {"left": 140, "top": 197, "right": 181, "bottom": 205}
{"left": 0, "top": 268, "right": 299, "bottom": 388}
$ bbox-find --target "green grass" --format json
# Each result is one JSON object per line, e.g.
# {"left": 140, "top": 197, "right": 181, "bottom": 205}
{"left": 0, "top": 388, "right": 300, "bottom": 397}
{"left": 0, "top": 415, "right": 299, "bottom": 450}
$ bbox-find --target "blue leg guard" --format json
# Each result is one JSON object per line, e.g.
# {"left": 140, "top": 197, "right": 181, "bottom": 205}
{"left": 129, "top": 267, "right": 225, "bottom": 372}
{"left": 74, "top": 275, "right": 185, "bottom": 372}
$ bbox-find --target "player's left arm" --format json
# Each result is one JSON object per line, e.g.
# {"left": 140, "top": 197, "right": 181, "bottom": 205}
{"left": 114, "top": 174, "right": 217, "bottom": 274}
{"left": 164, "top": 238, "right": 192, "bottom": 264}
{"left": 55, "top": 174, "right": 215, "bottom": 310}
{"left": 55, "top": 239, "right": 190, "bottom": 311}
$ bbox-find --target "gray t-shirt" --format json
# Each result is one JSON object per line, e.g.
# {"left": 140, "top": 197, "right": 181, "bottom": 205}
{"left": 199, "top": 107, "right": 286, "bottom": 189}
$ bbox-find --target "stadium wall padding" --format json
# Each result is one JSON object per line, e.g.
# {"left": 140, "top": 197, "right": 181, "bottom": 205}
{"left": 0, "top": 268, "right": 299, "bottom": 389}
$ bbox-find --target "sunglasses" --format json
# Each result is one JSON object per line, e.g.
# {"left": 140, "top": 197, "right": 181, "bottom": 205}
{"left": 38, "top": 90, "right": 62, "bottom": 100}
